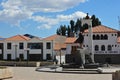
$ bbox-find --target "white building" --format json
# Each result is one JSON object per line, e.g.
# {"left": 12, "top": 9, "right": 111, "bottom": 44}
{"left": 65, "top": 25, "right": 120, "bottom": 64}
{"left": 0, "top": 35, "right": 54, "bottom": 61}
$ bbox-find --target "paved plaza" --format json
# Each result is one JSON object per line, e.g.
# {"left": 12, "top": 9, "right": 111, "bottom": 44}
{"left": 4, "top": 67, "right": 112, "bottom": 80}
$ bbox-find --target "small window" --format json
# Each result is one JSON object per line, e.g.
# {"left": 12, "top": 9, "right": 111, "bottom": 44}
{"left": 108, "top": 45, "right": 112, "bottom": 51}
{"left": 86, "top": 45, "right": 88, "bottom": 47}
{"left": 83, "top": 45, "right": 85, "bottom": 47}
{"left": 46, "top": 42, "right": 51, "bottom": 49}
{"left": 96, "top": 35, "right": 100, "bottom": 40}
{"left": 101, "top": 45, "right": 105, "bottom": 51}
{"left": 95, "top": 45, "right": 99, "bottom": 51}
{"left": 7, "top": 54, "right": 11, "bottom": 60}
{"left": 7, "top": 43, "right": 11, "bottom": 49}
{"left": 93, "top": 35, "right": 96, "bottom": 40}
{"left": 19, "top": 43, "right": 24, "bottom": 49}
{"left": 101, "top": 35, "right": 104, "bottom": 40}
{"left": 46, "top": 54, "right": 51, "bottom": 60}
{"left": 104, "top": 34, "right": 108, "bottom": 40}
{"left": 19, "top": 54, "right": 24, "bottom": 60}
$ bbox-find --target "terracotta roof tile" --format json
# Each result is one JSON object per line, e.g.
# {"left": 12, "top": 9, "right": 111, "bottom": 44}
{"left": 5, "top": 35, "right": 30, "bottom": 41}
{"left": 65, "top": 37, "right": 77, "bottom": 44}
{"left": 54, "top": 43, "right": 66, "bottom": 50}
{"left": 43, "top": 34, "right": 58, "bottom": 41}
{"left": 84, "top": 25, "right": 118, "bottom": 33}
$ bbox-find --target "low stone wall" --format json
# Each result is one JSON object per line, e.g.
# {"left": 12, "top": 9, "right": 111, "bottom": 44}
{"left": 0, "top": 61, "right": 54, "bottom": 67}
{"left": 0, "top": 67, "right": 13, "bottom": 79}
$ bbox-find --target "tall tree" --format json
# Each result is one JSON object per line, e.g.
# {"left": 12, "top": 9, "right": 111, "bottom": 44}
{"left": 75, "top": 19, "right": 82, "bottom": 33}
{"left": 91, "top": 15, "right": 101, "bottom": 27}
{"left": 70, "top": 20, "right": 75, "bottom": 32}
{"left": 56, "top": 14, "right": 102, "bottom": 37}
{"left": 67, "top": 25, "right": 71, "bottom": 37}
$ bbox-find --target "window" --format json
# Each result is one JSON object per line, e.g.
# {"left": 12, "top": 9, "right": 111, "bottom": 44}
{"left": 28, "top": 43, "right": 43, "bottom": 49}
{"left": 46, "top": 54, "right": 51, "bottom": 60}
{"left": 7, "top": 54, "right": 11, "bottom": 60}
{"left": 95, "top": 45, "right": 99, "bottom": 51}
{"left": 46, "top": 42, "right": 51, "bottom": 49}
{"left": 101, "top": 45, "right": 105, "bottom": 51}
{"left": 101, "top": 35, "right": 104, "bottom": 40}
{"left": 7, "top": 43, "right": 11, "bottom": 49}
{"left": 19, "top": 43, "right": 24, "bottom": 49}
{"left": 93, "top": 35, "right": 96, "bottom": 40}
{"left": 108, "top": 45, "right": 112, "bottom": 51}
{"left": 19, "top": 54, "right": 24, "bottom": 60}
{"left": 96, "top": 35, "right": 100, "bottom": 40}
{"left": 104, "top": 34, "right": 108, "bottom": 40}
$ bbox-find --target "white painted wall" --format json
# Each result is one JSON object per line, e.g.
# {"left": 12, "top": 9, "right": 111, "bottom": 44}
{"left": 2, "top": 38, "right": 54, "bottom": 60}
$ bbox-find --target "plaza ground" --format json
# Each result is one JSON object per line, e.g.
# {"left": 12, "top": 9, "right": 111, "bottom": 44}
{"left": 4, "top": 67, "right": 112, "bottom": 80}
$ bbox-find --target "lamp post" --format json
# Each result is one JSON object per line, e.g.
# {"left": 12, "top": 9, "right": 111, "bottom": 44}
{"left": 24, "top": 48, "right": 30, "bottom": 66}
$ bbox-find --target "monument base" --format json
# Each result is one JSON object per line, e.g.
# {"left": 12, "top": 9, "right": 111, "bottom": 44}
{"left": 84, "top": 63, "right": 100, "bottom": 69}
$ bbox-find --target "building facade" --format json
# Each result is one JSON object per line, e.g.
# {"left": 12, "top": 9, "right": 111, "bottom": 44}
{"left": 65, "top": 25, "right": 120, "bottom": 64}
{"left": 0, "top": 35, "right": 54, "bottom": 61}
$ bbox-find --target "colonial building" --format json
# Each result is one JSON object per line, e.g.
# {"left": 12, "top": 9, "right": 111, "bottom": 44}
{"left": 65, "top": 25, "right": 120, "bottom": 64}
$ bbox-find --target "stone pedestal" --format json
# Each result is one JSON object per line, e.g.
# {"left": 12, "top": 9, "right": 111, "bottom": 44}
{"left": 77, "top": 48, "right": 85, "bottom": 65}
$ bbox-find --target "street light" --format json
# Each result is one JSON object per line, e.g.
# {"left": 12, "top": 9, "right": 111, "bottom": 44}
{"left": 24, "top": 48, "right": 30, "bottom": 66}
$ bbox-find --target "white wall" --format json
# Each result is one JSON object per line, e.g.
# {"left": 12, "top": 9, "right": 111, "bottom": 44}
{"left": 3, "top": 38, "right": 54, "bottom": 60}
{"left": 83, "top": 32, "right": 120, "bottom": 54}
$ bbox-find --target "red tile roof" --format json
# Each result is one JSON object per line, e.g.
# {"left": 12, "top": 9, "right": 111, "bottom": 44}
{"left": 5, "top": 35, "right": 30, "bottom": 41}
{"left": 84, "top": 25, "right": 118, "bottom": 33}
{"left": 65, "top": 37, "right": 77, "bottom": 44}
{"left": 43, "top": 34, "right": 58, "bottom": 41}
{"left": 54, "top": 43, "right": 66, "bottom": 50}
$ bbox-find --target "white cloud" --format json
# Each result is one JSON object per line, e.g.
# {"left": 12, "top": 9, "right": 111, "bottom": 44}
{"left": 0, "top": 0, "right": 87, "bottom": 28}
{"left": 57, "top": 11, "right": 86, "bottom": 21}
{"left": 1, "top": 0, "right": 87, "bottom": 12}
{"left": 33, "top": 11, "right": 86, "bottom": 29}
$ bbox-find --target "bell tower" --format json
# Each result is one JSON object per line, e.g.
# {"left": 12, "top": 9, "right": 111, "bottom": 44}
{"left": 81, "top": 13, "right": 94, "bottom": 63}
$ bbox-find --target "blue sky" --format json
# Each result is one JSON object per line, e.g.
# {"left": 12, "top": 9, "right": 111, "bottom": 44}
{"left": 0, "top": 0, "right": 120, "bottom": 38}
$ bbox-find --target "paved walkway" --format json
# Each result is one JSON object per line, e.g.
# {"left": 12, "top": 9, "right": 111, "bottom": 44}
{"left": 4, "top": 67, "right": 112, "bottom": 80}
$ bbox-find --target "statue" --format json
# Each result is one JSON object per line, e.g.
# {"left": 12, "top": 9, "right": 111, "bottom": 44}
{"left": 76, "top": 32, "right": 84, "bottom": 48}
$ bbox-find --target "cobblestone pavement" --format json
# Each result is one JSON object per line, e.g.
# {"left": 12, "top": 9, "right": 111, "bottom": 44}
{"left": 5, "top": 67, "right": 112, "bottom": 80}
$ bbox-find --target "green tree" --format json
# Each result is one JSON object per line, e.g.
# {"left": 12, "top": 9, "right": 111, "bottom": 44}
{"left": 61, "top": 25, "right": 67, "bottom": 36}
{"left": 56, "top": 14, "right": 102, "bottom": 37}
{"left": 70, "top": 20, "right": 75, "bottom": 32}
{"left": 91, "top": 15, "right": 101, "bottom": 27}
{"left": 67, "top": 25, "right": 71, "bottom": 37}
{"left": 75, "top": 19, "right": 82, "bottom": 33}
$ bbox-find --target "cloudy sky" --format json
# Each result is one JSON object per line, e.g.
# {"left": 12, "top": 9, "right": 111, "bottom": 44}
{"left": 0, "top": 0, "right": 120, "bottom": 38}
